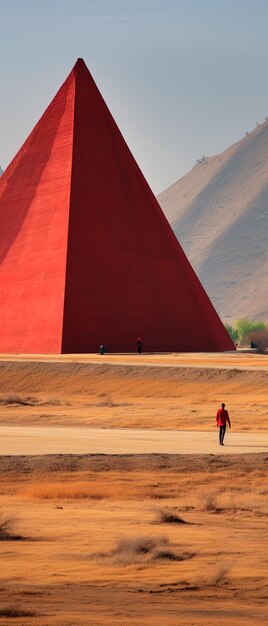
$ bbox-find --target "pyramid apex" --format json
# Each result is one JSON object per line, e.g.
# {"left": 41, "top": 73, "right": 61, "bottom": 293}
{"left": 73, "top": 58, "right": 88, "bottom": 77}
{"left": 75, "top": 57, "right": 86, "bottom": 68}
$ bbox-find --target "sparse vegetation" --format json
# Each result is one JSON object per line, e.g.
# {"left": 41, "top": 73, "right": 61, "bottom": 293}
{"left": 0, "top": 394, "right": 36, "bottom": 406}
{"left": 114, "top": 535, "right": 167, "bottom": 556}
{"left": 225, "top": 319, "right": 268, "bottom": 350}
{"left": 0, "top": 394, "right": 64, "bottom": 407}
{"left": 112, "top": 535, "right": 194, "bottom": 564}
{"left": 196, "top": 155, "right": 207, "bottom": 164}
{"left": 201, "top": 491, "right": 219, "bottom": 512}
{"left": 235, "top": 319, "right": 266, "bottom": 346}
{"left": 0, "top": 516, "right": 24, "bottom": 541}
{"left": 0, "top": 605, "right": 36, "bottom": 618}
{"left": 154, "top": 549, "right": 192, "bottom": 561}
{"left": 224, "top": 323, "right": 239, "bottom": 344}
{"left": 248, "top": 328, "right": 268, "bottom": 353}
{"left": 0, "top": 453, "right": 266, "bottom": 623}
{"left": 156, "top": 508, "right": 188, "bottom": 524}
{"left": 24, "top": 481, "right": 106, "bottom": 500}
{"left": 23, "top": 476, "right": 175, "bottom": 501}
{"left": 210, "top": 563, "right": 231, "bottom": 585}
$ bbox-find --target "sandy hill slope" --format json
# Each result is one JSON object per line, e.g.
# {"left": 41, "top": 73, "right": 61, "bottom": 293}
{"left": 158, "top": 122, "right": 268, "bottom": 323}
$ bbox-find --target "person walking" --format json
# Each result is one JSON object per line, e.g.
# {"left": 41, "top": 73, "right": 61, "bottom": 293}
{"left": 137, "top": 338, "right": 143, "bottom": 354}
{"left": 216, "top": 403, "right": 231, "bottom": 445}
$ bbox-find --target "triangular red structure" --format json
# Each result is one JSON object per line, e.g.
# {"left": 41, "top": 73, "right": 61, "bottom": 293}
{"left": 0, "top": 59, "right": 234, "bottom": 353}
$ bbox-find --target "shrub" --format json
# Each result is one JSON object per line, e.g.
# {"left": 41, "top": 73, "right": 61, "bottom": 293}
{"left": 0, "top": 606, "right": 36, "bottom": 618}
{"left": 210, "top": 563, "right": 231, "bottom": 585}
{"left": 201, "top": 492, "right": 219, "bottom": 512}
{"left": 157, "top": 509, "right": 188, "bottom": 524}
{"left": 224, "top": 324, "right": 238, "bottom": 344}
{"left": 114, "top": 536, "right": 167, "bottom": 556}
{"left": 0, "top": 517, "right": 24, "bottom": 541}
{"left": 233, "top": 319, "right": 266, "bottom": 346}
{"left": 248, "top": 329, "right": 268, "bottom": 353}
{"left": 111, "top": 535, "right": 194, "bottom": 564}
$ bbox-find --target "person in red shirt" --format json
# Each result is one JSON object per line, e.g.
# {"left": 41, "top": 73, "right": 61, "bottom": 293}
{"left": 216, "top": 403, "right": 231, "bottom": 445}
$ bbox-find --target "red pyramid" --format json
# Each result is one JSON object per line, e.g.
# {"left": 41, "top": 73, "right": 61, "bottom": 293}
{"left": 0, "top": 59, "right": 234, "bottom": 353}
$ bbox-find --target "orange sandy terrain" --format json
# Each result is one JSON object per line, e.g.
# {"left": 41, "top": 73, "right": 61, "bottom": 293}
{"left": 0, "top": 353, "right": 267, "bottom": 431}
{"left": 0, "top": 454, "right": 267, "bottom": 625}
{"left": 0, "top": 353, "right": 267, "bottom": 625}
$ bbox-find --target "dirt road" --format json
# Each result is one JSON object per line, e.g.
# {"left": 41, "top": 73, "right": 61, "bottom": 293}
{"left": 0, "top": 351, "right": 268, "bottom": 370}
{"left": 0, "top": 425, "right": 267, "bottom": 455}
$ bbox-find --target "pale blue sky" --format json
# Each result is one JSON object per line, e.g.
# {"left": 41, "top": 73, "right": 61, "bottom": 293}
{"left": 1, "top": 0, "right": 268, "bottom": 193}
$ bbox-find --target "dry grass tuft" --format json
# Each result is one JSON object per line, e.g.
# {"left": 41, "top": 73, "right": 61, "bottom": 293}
{"left": 114, "top": 535, "right": 166, "bottom": 556}
{"left": 24, "top": 481, "right": 113, "bottom": 500}
{"left": 219, "top": 490, "right": 267, "bottom": 514}
{"left": 210, "top": 563, "right": 231, "bottom": 586}
{"left": 39, "top": 397, "right": 64, "bottom": 407}
{"left": 0, "top": 605, "right": 36, "bottom": 618}
{"left": 0, "top": 394, "right": 36, "bottom": 406}
{"left": 201, "top": 491, "right": 220, "bottom": 512}
{"left": 22, "top": 476, "right": 169, "bottom": 501}
{"left": 156, "top": 508, "right": 189, "bottom": 524}
{"left": 111, "top": 535, "right": 194, "bottom": 564}
{"left": 0, "top": 394, "right": 64, "bottom": 407}
{"left": 198, "top": 488, "right": 267, "bottom": 515}
{"left": 154, "top": 550, "right": 193, "bottom": 561}
{"left": 97, "top": 392, "right": 116, "bottom": 407}
{"left": 0, "top": 516, "right": 23, "bottom": 541}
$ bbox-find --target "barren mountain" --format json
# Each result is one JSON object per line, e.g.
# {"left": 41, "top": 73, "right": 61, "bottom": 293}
{"left": 158, "top": 122, "right": 268, "bottom": 323}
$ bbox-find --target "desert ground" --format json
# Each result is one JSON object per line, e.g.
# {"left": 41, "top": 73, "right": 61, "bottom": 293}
{"left": 0, "top": 352, "right": 267, "bottom": 625}
{"left": 0, "top": 352, "right": 267, "bottom": 431}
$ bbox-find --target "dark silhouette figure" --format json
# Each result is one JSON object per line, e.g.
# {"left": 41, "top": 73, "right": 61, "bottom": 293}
{"left": 216, "top": 403, "right": 231, "bottom": 445}
{"left": 137, "top": 338, "right": 143, "bottom": 354}
{"left": 99, "top": 344, "right": 106, "bottom": 355}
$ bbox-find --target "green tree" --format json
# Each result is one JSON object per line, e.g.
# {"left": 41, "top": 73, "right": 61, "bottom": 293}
{"left": 224, "top": 324, "right": 239, "bottom": 344}
{"left": 234, "top": 319, "right": 266, "bottom": 346}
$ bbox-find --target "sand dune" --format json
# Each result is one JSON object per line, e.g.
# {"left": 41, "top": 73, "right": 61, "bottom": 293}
{"left": 158, "top": 121, "right": 268, "bottom": 322}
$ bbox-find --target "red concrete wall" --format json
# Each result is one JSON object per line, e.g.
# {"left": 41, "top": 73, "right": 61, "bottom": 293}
{"left": 0, "top": 69, "right": 75, "bottom": 352}
{"left": 61, "top": 60, "right": 234, "bottom": 353}
{"left": 0, "top": 59, "right": 234, "bottom": 353}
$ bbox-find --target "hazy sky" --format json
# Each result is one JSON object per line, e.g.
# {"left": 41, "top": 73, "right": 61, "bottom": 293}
{"left": 1, "top": 0, "right": 268, "bottom": 193}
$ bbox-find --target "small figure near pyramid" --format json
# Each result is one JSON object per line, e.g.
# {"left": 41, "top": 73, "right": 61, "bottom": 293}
{"left": 137, "top": 338, "right": 143, "bottom": 354}
{"left": 0, "top": 59, "right": 234, "bottom": 354}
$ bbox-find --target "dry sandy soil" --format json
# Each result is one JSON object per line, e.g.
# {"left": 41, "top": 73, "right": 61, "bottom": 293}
{"left": 0, "top": 353, "right": 267, "bottom": 625}
{"left": 0, "top": 352, "right": 267, "bottom": 431}
{"left": 0, "top": 454, "right": 267, "bottom": 625}
{"left": 0, "top": 426, "right": 267, "bottom": 456}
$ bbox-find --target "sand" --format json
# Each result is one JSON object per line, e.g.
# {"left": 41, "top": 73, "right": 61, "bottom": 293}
{"left": 0, "top": 352, "right": 267, "bottom": 625}
{"left": 0, "top": 425, "right": 267, "bottom": 455}
{"left": 0, "top": 353, "right": 267, "bottom": 431}
{"left": 0, "top": 454, "right": 267, "bottom": 625}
